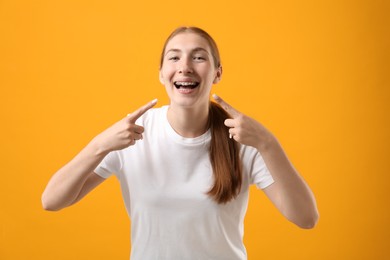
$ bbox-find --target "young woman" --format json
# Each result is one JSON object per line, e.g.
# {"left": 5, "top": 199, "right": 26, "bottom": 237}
{"left": 42, "top": 27, "right": 319, "bottom": 259}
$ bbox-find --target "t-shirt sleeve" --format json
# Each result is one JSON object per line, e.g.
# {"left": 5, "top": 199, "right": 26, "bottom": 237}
{"left": 250, "top": 151, "right": 275, "bottom": 189}
{"left": 94, "top": 151, "right": 122, "bottom": 179}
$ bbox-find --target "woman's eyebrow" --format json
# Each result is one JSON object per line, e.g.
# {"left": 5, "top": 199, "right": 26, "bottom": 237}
{"left": 165, "top": 47, "right": 210, "bottom": 56}
{"left": 165, "top": 49, "right": 180, "bottom": 56}
{"left": 192, "top": 47, "right": 209, "bottom": 54}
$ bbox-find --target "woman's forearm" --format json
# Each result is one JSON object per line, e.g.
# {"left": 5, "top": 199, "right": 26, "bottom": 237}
{"left": 259, "top": 135, "right": 319, "bottom": 228}
{"left": 41, "top": 140, "right": 108, "bottom": 211}
{"left": 42, "top": 99, "right": 157, "bottom": 211}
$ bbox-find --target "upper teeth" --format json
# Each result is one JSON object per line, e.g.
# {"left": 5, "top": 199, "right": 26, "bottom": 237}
{"left": 175, "top": 82, "right": 197, "bottom": 86}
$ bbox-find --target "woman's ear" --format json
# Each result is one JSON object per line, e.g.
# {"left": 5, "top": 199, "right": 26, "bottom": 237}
{"left": 159, "top": 71, "right": 164, "bottom": 85}
{"left": 213, "top": 66, "right": 223, "bottom": 84}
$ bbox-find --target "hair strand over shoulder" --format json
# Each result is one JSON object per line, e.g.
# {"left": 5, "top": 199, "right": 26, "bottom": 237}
{"left": 208, "top": 102, "right": 242, "bottom": 204}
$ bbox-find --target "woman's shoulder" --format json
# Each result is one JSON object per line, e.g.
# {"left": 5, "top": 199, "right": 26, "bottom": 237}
{"left": 137, "top": 105, "right": 168, "bottom": 125}
{"left": 239, "top": 143, "right": 263, "bottom": 164}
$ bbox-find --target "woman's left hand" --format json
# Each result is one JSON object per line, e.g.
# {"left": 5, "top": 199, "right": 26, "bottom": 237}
{"left": 213, "top": 94, "right": 319, "bottom": 229}
{"left": 213, "top": 94, "right": 273, "bottom": 151}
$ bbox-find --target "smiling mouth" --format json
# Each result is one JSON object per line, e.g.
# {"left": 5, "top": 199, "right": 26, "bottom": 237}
{"left": 174, "top": 81, "right": 200, "bottom": 89}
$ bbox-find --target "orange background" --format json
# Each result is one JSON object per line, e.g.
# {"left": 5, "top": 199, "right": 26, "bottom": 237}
{"left": 1, "top": 0, "right": 389, "bottom": 259}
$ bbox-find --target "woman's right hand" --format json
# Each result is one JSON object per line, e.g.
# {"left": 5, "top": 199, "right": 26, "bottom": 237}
{"left": 92, "top": 99, "right": 158, "bottom": 153}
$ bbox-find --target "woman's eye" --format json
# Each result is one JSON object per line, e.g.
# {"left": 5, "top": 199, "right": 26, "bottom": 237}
{"left": 193, "top": 56, "right": 205, "bottom": 61}
{"left": 168, "top": 56, "right": 179, "bottom": 61}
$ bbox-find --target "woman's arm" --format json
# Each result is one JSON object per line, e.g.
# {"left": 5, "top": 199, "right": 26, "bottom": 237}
{"left": 41, "top": 99, "right": 157, "bottom": 211}
{"left": 213, "top": 94, "right": 319, "bottom": 228}
{"left": 258, "top": 135, "right": 319, "bottom": 229}
{"left": 41, "top": 141, "right": 108, "bottom": 211}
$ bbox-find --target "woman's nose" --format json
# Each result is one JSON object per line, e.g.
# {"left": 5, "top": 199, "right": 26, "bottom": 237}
{"left": 178, "top": 59, "right": 193, "bottom": 74}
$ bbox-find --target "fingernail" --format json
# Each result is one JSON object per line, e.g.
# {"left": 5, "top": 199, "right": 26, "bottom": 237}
{"left": 151, "top": 98, "right": 158, "bottom": 104}
{"left": 212, "top": 94, "right": 219, "bottom": 99}
{"left": 229, "top": 133, "right": 232, "bottom": 139}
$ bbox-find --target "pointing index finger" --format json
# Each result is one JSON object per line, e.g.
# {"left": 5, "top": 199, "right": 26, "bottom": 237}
{"left": 127, "top": 98, "right": 158, "bottom": 122}
{"left": 212, "top": 94, "right": 239, "bottom": 117}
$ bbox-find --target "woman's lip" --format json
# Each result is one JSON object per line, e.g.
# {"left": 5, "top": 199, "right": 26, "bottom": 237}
{"left": 175, "top": 79, "right": 198, "bottom": 82}
{"left": 174, "top": 82, "right": 199, "bottom": 94}
{"left": 176, "top": 87, "right": 197, "bottom": 94}
{"left": 174, "top": 82, "right": 200, "bottom": 88}
{"left": 174, "top": 78, "right": 199, "bottom": 83}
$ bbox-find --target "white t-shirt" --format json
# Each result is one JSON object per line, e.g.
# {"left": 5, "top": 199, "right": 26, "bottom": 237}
{"left": 94, "top": 106, "right": 274, "bottom": 260}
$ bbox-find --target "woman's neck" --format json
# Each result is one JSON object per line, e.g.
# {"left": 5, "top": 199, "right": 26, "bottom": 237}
{"left": 167, "top": 103, "right": 209, "bottom": 138}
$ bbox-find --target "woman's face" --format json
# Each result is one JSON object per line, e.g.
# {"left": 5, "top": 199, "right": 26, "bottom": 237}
{"left": 160, "top": 32, "right": 221, "bottom": 109}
